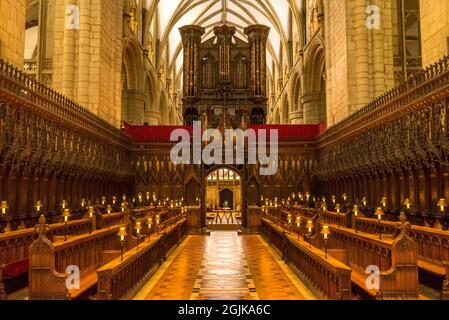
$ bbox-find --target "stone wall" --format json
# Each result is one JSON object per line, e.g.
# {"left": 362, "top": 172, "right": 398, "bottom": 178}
{"left": 0, "top": 0, "right": 26, "bottom": 68}
{"left": 420, "top": 0, "right": 449, "bottom": 66}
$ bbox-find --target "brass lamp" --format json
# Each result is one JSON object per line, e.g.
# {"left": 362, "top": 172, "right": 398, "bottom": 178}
{"left": 335, "top": 204, "right": 341, "bottom": 214}
{"left": 288, "top": 213, "right": 292, "bottom": 224}
{"left": 403, "top": 198, "right": 412, "bottom": 211}
{"left": 306, "top": 220, "right": 313, "bottom": 248}
{"left": 106, "top": 205, "right": 112, "bottom": 215}
{"left": 1, "top": 201, "right": 9, "bottom": 216}
{"left": 321, "top": 202, "right": 327, "bottom": 212}
{"left": 118, "top": 227, "right": 127, "bottom": 261}
{"left": 353, "top": 205, "right": 359, "bottom": 233}
{"left": 112, "top": 196, "right": 117, "bottom": 206}
{"left": 101, "top": 196, "right": 106, "bottom": 206}
{"left": 296, "top": 216, "right": 301, "bottom": 240}
{"left": 80, "top": 198, "right": 86, "bottom": 209}
{"left": 1, "top": 201, "right": 10, "bottom": 233}
{"left": 147, "top": 218, "right": 153, "bottom": 240}
{"left": 342, "top": 193, "right": 348, "bottom": 202}
{"left": 381, "top": 197, "right": 387, "bottom": 209}
{"left": 321, "top": 225, "right": 331, "bottom": 259}
{"left": 88, "top": 206, "right": 95, "bottom": 218}
{"left": 362, "top": 197, "right": 367, "bottom": 207}
{"left": 61, "top": 200, "right": 68, "bottom": 210}
{"left": 88, "top": 206, "right": 95, "bottom": 234}
{"left": 305, "top": 192, "right": 310, "bottom": 201}
{"left": 331, "top": 195, "right": 336, "bottom": 205}
{"left": 121, "top": 202, "right": 126, "bottom": 213}
{"left": 375, "top": 207, "right": 385, "bottom": 239}
{"left": 35, "top": 200, "right": 43, "bottom": 214}
{"left": 156, "top": 214, "right": 160, "bottom": 235}
{"left": 62, "top": 209, "right": 71, "bottom": 241}
{"left": 135, "top": 222, "right": 142, "bottom": 250}
{"left": 437, "top": 198, "right": 447, "bottom": 214}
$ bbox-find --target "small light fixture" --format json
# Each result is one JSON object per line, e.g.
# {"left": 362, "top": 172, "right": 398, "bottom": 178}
{"left": 321, "top": 202, "right": 327, "bottom": 212}
{"left": 1, "top": 201, "right": 9, "bottom": 216}
{"left": 305, "top": 192, "right": 310, "bottom": 201}
{"left": 331, "top": 196, "right": 336, "bottom": 205}
{"left": 107, "top": 205, "right": 112, "bottom": 215}
{"left": 353, "top": 205, "right": 359, "bottom": 233}
{"left": 101, "top": 196, "right": 106, "bottom": 206}
{"left": 135, "top": 222, "right": 142, "bottom": 250}
{"left": 35, "top": 200, "right": 43, "bottom": 214}
{"left": 335, "top": 204, "right": 341, "bottom": 214}
{"left": 81, "top": 199, "right": 86, "bottom": 208}
{"left": 147, "top": 217, "right": 153, "bottom": 240}
{"left": 375, "top": 207, "right": 385, "bottom": 239}
{"left": 362, "top": 197, "right": 367, "bottom": 207}
{"left": 156, "top": 214, "right": 160, "bottom": 235}
{"left": 296, "top": 216, "right": 301, "bottom": 240}
{"left": 62, "top": 209, "right": 71, "bottom": 241}
{"left": 306, "top": 220, "right": 313, "bottom": 248}
{"left": 381, "top": 197, "right": 387, "bottom": 209}
{"left": 403, "top": 198, "right": 411, "bottom": 210}
{"left": 118, "top": 227, "right": 127, "bottom": 261}
{"left": 287, "top": 213, "right": 292, "bottom": 224}
{"left": 437, "top": 198, "right": 447, "bottom": 214}
{"left": 121, "top": 202, "right": 126, "bottom": 212}
{"left": 321, "top": 225, "right": 331, "bottom": 259}
{"left": 88, "top": 206, "right": 95, "bottom": 218}
{"left": 342, "top": 193, "right": 347, "bottom": 202}
{"left": 112, "top": 196, "right": 117, "bottom": 205}
{"left": 61, "top": 200, "right": 68, "bottom": 210}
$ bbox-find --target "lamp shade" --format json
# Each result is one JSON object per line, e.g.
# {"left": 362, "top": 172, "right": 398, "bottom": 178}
{"left": 335, "top": 204, "right": 341, "bottom": 213}
{"left": 437, "top": 198, "right": 447, "bottom": 212}
{"left": 321, "top": 225, "right": 331, "bottom": 239}
{"left": 61, "top": 200, "right": 68, "bottom": 209}
{"left": 306, "top": 220, "right": 313, "bottom": 231}
{"left": 35, "top": 200, "right": 43, "bottom": 212}
{"left": 353, "top": 205, "right": 359, "bottom": 216}
{"left": 375, "top": 207, "right": 385, "bottom": 219}
{"left": 118, "top": 227, "right": 127, "bottom": 241}
{"left": 106, "top": 205, "right": 112, "bottom": 214}
{"left": 62, "top": 209, "right": 71, "bottom": 222}
{"left": 403, "top": 198, "right": 411, "bottom": 209}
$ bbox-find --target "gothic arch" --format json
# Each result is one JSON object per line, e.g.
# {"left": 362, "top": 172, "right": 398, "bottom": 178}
{"left": 302, "top": 37, "right": 327, "bottom": 124}
{"left": 122, "top": 37, "right": 146, "bottom": 124}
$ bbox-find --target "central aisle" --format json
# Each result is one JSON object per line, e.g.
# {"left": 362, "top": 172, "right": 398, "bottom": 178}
{"left": 138, "top": 231, "right": 309, "bottom": 300}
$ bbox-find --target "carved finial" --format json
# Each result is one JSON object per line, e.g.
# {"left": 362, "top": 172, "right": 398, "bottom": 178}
{"left": 35, "top": 214, "right": 48, "bottom": 239}
{"left": 395, "top": 212, "right": 411, "bottom": 237}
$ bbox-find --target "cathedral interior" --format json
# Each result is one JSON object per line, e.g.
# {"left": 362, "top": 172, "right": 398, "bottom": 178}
{"left": 1, "top": 0, "right": 449, "bottom": 303}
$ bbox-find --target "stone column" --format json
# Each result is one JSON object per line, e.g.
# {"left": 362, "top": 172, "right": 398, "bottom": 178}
{"left": 301, "top": 92, "right": 324, "bottom": 124}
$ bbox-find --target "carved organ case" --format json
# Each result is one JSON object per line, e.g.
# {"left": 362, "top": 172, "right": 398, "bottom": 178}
{"left": 180, "top": 24, "right": 270, "bottom": 128}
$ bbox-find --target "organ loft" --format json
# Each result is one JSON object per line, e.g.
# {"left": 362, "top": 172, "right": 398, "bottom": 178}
{"left": 1, "top": 0, "right": 449, "bottom": 306}
{"left": 180, "top": 24, "right": 269, "bottom": 128}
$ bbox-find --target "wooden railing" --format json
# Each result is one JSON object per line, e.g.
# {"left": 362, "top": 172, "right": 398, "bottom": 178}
{"left": 291, "top": 208, "right": 419, "bottom": 299}
{"left": 260, "top": 218, "right": 352, "bottom": 300}
{"left": 97, "top": 217, "right": 188, "bottom": 300}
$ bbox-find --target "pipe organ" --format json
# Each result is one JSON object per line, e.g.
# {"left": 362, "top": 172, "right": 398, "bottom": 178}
{"left": 180, "top": 24, "right": 270, "bottom": 128}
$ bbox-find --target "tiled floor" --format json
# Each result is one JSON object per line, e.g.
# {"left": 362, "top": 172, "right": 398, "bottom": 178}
{"left": 139, "top": 231, "right": 308, "bottom": 300}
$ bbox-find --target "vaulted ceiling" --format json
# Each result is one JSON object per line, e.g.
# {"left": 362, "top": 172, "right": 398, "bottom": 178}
{"left": 145, "top": 0, "right": 305, "bottom": 89}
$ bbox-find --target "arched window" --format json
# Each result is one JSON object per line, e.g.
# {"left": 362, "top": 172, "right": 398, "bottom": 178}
{"left": 233, "top": 55, "right": 248, "bottom": 89}
{"left": 201, "top": 55, "right": 217, "bottom": 89}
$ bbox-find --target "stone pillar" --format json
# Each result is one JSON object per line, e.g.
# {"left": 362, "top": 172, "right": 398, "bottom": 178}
{"left": 301, "top": 92, "right": 324, "bottom": 124}
{"left": 0, "top": 0, "right": 26, "bottom": 67}
{"left": 244, "top": 25, "right": 270, "bottom": 97}
{"left": 179, "top": 25, "right": 205, "bottom": 98}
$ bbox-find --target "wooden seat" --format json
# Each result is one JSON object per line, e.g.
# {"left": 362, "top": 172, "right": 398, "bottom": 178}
{"left": 351, "top": 268, "right": 378, "bottom": 298}
{"left": 68, "top": 270, "right": 98, "bottom": 299}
